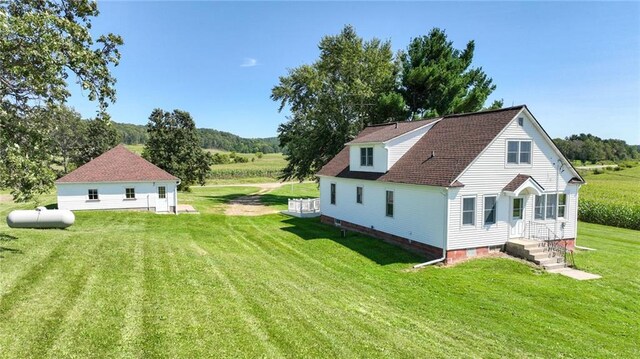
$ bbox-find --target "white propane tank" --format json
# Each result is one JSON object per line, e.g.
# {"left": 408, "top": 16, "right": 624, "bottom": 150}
{"left": 6, "top": 207, "right": 75, "bottom": 229}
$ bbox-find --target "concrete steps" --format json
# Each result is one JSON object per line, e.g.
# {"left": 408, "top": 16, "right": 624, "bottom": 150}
{"left": 505, "top": 239, "right": 567, "bottom": 270}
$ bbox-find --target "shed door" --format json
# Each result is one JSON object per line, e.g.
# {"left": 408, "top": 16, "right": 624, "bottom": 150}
{"left": 157, "top": 186, "right": 168, "bottom": 212}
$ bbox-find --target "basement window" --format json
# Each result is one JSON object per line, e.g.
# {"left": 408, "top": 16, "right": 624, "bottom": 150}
{"left": 125, "top": 187, "right": 136, "bottom": 199}
{"left": 88, "top": 189, "right": 99, "bottom": 201}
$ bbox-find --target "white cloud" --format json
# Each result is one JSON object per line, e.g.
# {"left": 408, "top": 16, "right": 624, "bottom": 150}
{"left": 240, "top": 58, "right": 258, "bottom": 67}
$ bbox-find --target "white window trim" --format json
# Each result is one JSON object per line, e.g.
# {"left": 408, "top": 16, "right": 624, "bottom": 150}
{"left": 385, "top": 190, "right": 394, "bottom": 218}
{"left": 534, "top": 193, "right": 568, "bottom": 222}
{"left": 482, "top": 194, "right": 498, "bottom": 227}
{"left": 505, "top": 139, "right": 533, "bottom": 168}
{"left": 360, "top": 147, "right": 373, "bottom": 167}
{"left": 125, "top": 187, "right": 136, "bottom": 200}
{"left": 87, "top": 188, "right": 99, "bottom": 201}
{"left": 461, "top": 195, "right": 477, "bottom": 228}
{"left": 330, "top": 183, "right": 336, "bottom": 205}
{"left": 511, "top": 196, "right": 525, "bottom": 221}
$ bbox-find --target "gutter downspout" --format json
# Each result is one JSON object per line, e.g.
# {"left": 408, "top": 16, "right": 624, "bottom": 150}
{"left": 414, "top": 188, "right": 449, "bottom": 268}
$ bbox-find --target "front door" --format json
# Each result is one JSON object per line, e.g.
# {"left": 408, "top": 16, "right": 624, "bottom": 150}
{"left": 510, "top": 197, "right": 525, "bottom": 238}
{"left": 156, "top": 186, "right": 168, "bottom": 212}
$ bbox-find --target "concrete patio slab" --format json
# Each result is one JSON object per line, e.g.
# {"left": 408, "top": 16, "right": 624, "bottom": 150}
{"left": 177, "top": 204, "right": 199, "bottom": 214}
{"left": 547, "top": 268, "right": 601, "bottom": 280}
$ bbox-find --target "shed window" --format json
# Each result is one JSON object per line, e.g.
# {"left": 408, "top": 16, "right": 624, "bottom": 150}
{"left": 483, "top": 196, "right": 497, "bottom": 225}
{"left": 462, "top": 197, "right": 475, "bottom": 226}
{"left": 330, "top": 183, "right": 336, "bottom": 205}
{"left": 356, "top": 186, "right": 363, "bottom": 204}
{"left": 158, "top": 186, "right": 166, "bottom": 199}
{"left": 125, "top": 188, "right": 136, "bottom": 199}
{"left": 88, "top": 189, "right": 98, "bottom": 200}
{"left": 506, "top": 140, "right": 532, "bottom": 164}
{"left": 385, "top": 191, "right": 394, "bottom": 217}
{"left": 360, "top": 147, "right": 373, "bottom": 167}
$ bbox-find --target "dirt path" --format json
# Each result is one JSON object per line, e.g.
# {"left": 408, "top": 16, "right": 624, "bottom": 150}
{"left": 224, "top": 182, "right": 287, "bottom": 216}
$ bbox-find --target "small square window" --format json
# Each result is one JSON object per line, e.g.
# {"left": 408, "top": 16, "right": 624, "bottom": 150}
{"left": 125, "top": 188, "right": 136, "bottom": 199}
{"left": 88, "top": 189, "right": 98, "bottom": 200}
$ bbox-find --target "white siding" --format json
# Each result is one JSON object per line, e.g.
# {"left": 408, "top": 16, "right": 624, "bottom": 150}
{"left": 447, "top": 111, "right": 580, "bottom": 250}
{"left": 56, "top": 181, "right": 178, "bottom": 212}
{"left": 319, "top": 176, "right": 447, "bottom": 249}
{"left": 349, "top": 144, "right": 387, "bottom": 173}
{"left": 386, "top": 123, "right": 436, "bottom": 168}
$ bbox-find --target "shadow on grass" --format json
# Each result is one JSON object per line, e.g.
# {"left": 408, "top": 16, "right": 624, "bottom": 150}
{"left": 199, "top": 193, "right": 253, "bottom": 204}
{"left": 0, "top": 234, "right": 21, "bottom": 258}
{"left": 0, "top": 233, "right": 17, "bottom": 241}
{"left": 44, "top": 203, "right": 58, "bottom": 209}
{"left": 280, "top": 216, "right": 427, "bottom": 266}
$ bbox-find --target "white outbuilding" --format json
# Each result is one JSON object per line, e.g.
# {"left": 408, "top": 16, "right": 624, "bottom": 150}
{"left": 55, "top": 145, "right": 180, "bottom": 213}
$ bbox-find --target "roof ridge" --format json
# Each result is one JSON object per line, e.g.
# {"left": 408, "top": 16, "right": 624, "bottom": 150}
{"left": 442, "top": 105, "right": 527, "bottom": 119}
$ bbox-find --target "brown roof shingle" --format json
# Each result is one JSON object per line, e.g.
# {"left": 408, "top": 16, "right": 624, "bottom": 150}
{"left": 503, "top": 174, "right": 544, "bottom": 192}
{"left": 317, "top": 106, "right": 526, "bottom": 187}
{"left": 346, "top": 118, "right": 439, "bottom": 144}
{"left": 56, "top": 145, "right": 179, "bottom": 183}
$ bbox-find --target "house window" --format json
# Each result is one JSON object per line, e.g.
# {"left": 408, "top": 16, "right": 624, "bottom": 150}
{"left": 506, "top": 140, "right": 532, "bottom": 164}
{"left": 518, "top": 117, "right": 524, "bottom": 126}
{"left": 356, "top": 186, "right": 363, "bottom": 204}
{"left": 360, "top": 147, "right": 373, "bottom": 167}
{"left": 534, "top": 193, "right": 566, "bottom": 220}
{"left": 125, "top": 187, "right": 136, "bottom": 199}
{"left": 462, "top": 197, "right": 475, "bottom": 226}
{"left": 385, "top": 190, "right": 394, "bottom": 217}
{"left": 558, "top": 194, "right": 566, "bottom": 218}
{"left": 88, "top": 189, "right": 99, "bottom": 200}
{"left": 484, "top": 196, "right": 497, "bottom": 225}
{"left": 512, "top": 198, "right": 523, "bottom": 220}
{"left": 158, "top": 186, "right": 166, "bottom": 199}
{"left": 330, "top": 183, "right": 336, "bottom": 205}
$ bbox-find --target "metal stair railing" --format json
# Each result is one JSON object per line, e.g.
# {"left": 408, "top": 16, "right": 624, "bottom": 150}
{"left": 526, "top": 221, "right": 574, "bottom": 268}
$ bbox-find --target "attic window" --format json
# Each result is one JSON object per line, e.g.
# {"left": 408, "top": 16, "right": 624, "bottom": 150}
{"left": 507, "top": 140, "right": 532, "bottom": 164}
{"left": 518, "top": 117, "right": 524, "bottom": 126}
{"left": 360, "top": 147, "right": 373, "bottom": 167}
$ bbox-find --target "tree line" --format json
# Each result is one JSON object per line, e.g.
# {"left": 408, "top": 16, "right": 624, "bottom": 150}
{"left": 554, "top": 134, "right": 639, "bottom": 164}
{"left": 272, "top": 25, "right": 503, "bottom": 181}
{"left": 114, "top": 122, "right": 281, "bottom": 153}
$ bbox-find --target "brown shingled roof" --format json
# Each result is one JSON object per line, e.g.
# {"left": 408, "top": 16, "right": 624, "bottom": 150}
{"left": 346, "top": 118, "right": 439, "bottom": 144}
{"left": 317, "top": 106, "right": 526, "bottom": 187}
{"left": 56, "top": 145, "right": 179, "bottom": 183}
{"left": 503, "top": 174, "right": 544, "bottom": 192}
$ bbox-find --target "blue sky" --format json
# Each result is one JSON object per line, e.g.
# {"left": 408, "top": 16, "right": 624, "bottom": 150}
{"left": 67, "top": 1, "right": 640, "bottom": 144}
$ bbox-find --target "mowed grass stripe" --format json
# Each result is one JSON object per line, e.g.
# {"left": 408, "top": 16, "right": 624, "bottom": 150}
{"left": 213, "top": 218, "right": 480, "bottom": 357}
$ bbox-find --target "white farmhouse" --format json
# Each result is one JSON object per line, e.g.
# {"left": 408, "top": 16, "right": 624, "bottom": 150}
{"left": 317, "top": 105, "right": 585, "bottom": 265}
{"left": 56, "top": 145, "right": 180, "bottom": 213}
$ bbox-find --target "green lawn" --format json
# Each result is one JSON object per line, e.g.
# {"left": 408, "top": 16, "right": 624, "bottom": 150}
{"left": 0, "top": 187, "right": 638, "bottom": 357}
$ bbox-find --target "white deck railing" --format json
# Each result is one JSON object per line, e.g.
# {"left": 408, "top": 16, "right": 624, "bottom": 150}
{"left": 288, "top": 198, "right": 320, "bottom": 214}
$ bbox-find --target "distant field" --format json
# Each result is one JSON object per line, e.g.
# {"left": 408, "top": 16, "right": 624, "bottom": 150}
{"left": 124, "top": 144, "right": 287, "bottom": 182}
{"left": 579, "top": 166, "right": 640, "bottom": 230}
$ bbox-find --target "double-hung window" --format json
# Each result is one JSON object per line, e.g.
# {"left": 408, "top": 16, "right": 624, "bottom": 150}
{"left": 356, "top": 186, "right": 363, "bottom": 204}
{"left": 360, "top": 147, "right": 373, "bottom": 167}
{"left": 385, "top": 191, "right": 394, "bottom": 217}
{"left": 535, "top": 193, "right": 566, "bottom": 220}
{"left": 88, "top": 189, "right": 99, "bottom": 200}
{"left": 462, "top": 197, "right": 476, "bottom": 226}
{"left": 483, "top": 196, "right": 497, "bottom": 225}
{"left": 506, "top": 140, "right": 532, "bottom": 164}
{"left": 330, "top": 183, "right": 336, "bottom": 205}
{"left": 125, "top": 187, "right": 136, "bottom": 199}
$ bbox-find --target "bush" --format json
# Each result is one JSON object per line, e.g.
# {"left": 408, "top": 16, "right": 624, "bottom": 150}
{"left": 208, "top": 168, "right": 283, "bottom": 180}
{"left": 579, "top": 199, "right": 640, "bottom": 230}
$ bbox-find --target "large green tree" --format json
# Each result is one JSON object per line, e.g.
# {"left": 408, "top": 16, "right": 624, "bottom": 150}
{"left": 142, "top": 109, "right": 212, "bottom": 190}
{"left": 0, "top": 0, "right": 122, "bottom": 201}
{"left": 272, "top": 25, "right": 404, "bottom": 181}
{"left": 400, "top": 28, "right": 501, "bottom": 117}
